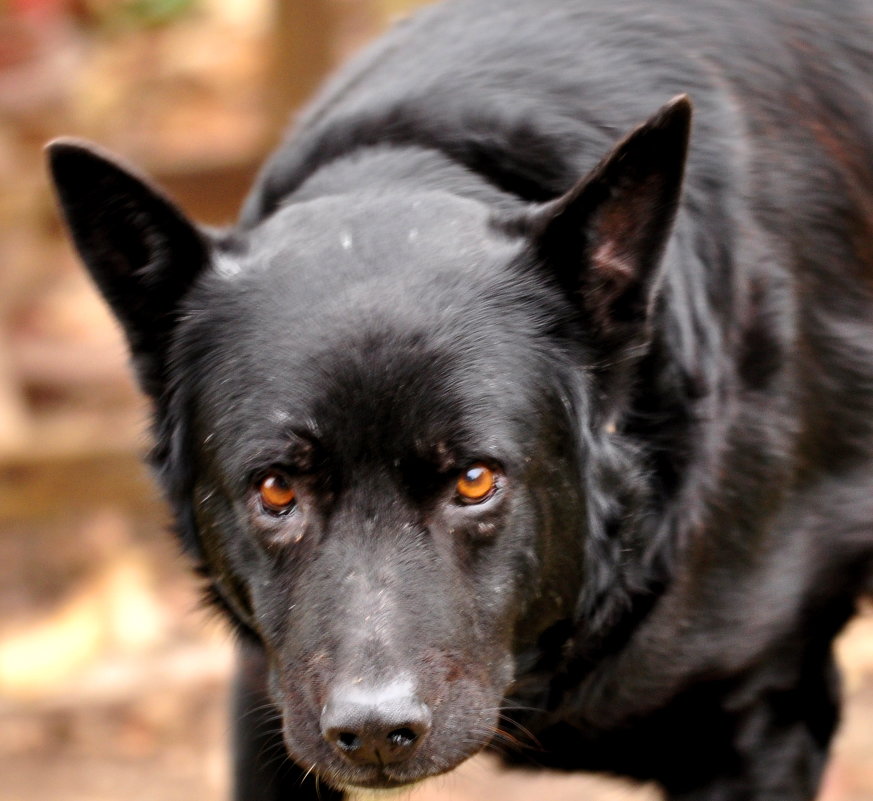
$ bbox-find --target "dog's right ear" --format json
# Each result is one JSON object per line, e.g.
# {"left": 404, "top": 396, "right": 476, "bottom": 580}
{"left": 46, "top": 139, "right": 210, "bottom": 398}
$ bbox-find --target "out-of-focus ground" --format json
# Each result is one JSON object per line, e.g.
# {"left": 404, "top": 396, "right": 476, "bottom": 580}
{"left": 0, "top": 2, "right": 871, "bottom": 800}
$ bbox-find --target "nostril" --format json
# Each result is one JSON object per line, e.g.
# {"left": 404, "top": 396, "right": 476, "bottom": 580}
{"left": 387, "top": 727, "right": 419, "bottom": 748}
{"left": 336, "top": 731, "right": 361, "bottom": 752}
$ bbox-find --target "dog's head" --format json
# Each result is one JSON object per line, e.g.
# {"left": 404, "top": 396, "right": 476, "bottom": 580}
{"left": 47, "top": 97, "right": 689, "bottom": 789}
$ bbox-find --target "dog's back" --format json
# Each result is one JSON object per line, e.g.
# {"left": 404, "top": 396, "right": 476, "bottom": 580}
{"left": 246, "top": 0, "right": 873, "bottom": 233}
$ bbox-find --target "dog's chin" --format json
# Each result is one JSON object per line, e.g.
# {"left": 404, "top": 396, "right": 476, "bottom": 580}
{"left": 338, "top": 778, "right": 426, "bottom": 798}
{"left": 335, "top": 770, "right": 418, "bottom": 791}
{"left": 323, "top": 759, "right": 454, "bottom": 793}
{"left": 313, "top": 744, "right": 474, "bottom": 795}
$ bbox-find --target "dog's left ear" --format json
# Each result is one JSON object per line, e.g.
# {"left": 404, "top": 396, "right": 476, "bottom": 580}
{"left": 524, "top": 95, "right": 691, "bottom": 353}
{"left": 46, "top": 139, "right": 211, "bottom": 398}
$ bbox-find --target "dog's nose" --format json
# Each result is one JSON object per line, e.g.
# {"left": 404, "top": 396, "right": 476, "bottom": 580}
{"left": 321, "top": 681, "right": 431, "bottom": 765}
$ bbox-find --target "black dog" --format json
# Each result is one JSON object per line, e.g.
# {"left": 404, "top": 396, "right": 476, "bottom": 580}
{"left": 48, "top": 0, "right": 873, "bottom": 798}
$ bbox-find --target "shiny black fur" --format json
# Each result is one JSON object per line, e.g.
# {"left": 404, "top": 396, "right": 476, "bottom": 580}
{"left": 48, "top": 0, "right": 873, "bottom": 799}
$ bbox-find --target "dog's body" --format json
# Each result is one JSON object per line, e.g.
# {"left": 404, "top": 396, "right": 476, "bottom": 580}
{"left": 48, "top": 0, "right": 873, "bottom": 799}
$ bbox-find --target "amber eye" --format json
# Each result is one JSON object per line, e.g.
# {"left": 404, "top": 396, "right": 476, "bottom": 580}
{"left": 455, "top": 464, "right": 498, "bottom": 504}
{"left": 258, "top": 471, "right": 297, "bottom": 514}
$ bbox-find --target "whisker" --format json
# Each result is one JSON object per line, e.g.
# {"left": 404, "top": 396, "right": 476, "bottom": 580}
{"left": 491, "top": 726, "right": 526, "bottom": 749}
{"left": 236, "top": 701, "right": 283, "bottom": 724}
{"left": 299, "top": 761, "right": 319, "bottom": 786}
{"left": 258, "top": 743, "right": 294, "bottom": 773}
{"left": 497, "top": 712, "right": 544, "bottom": 751}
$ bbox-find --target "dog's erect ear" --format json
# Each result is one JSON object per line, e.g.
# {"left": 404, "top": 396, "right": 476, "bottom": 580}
{"left": 46, "top": 139, "right": 210, "bottom": 397}
{"left": 527, "top": 96, "right": 691, "bottom": 351}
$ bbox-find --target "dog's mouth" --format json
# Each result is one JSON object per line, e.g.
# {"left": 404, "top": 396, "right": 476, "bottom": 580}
{"left": 337, "top": 767, "right": 425, "bottom": 791}
{"left": 325, "top": 751, "right": 472, "bottom": 793}
{"left": 294, "top": 731, "right": 484, "bottom": 792}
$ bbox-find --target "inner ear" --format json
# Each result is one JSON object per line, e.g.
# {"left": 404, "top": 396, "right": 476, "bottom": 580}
{"left": 531, "top": 95, "right": 692, "bottom": 339}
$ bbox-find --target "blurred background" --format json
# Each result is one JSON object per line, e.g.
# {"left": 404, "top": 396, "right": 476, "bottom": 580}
{"left": 0, "top": 2, "right": 871, "bottom": 800}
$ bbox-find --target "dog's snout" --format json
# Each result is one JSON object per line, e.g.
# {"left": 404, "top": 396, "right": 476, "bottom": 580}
{"left": 321, "top": 682, "right": 432, "bottom": 766}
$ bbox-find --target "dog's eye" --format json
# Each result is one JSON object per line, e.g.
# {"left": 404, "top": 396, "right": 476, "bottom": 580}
{"left": 258, "top": 471, "right": 297, "bottom": 514}
{"left": 455, "top": 464, "right": 498, "bottom": 504}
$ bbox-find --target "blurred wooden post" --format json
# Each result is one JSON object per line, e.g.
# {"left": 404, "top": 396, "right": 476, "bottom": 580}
{"left": 0, "top": 336, "right": 30, "bottom": 458}
{"left": 269, "top": 0, "right": 338, "bottom": 133}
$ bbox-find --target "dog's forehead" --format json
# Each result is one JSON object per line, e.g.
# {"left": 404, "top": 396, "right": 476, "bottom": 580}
{"left": 180, "top": 192, "right": 547, "bottom": 467}
{"left": 194, "top": 189, "right": 525, "bottom": 355}
{"left": 198, "top": 191, "right": 524, "bottom": 349}
{"left": 222, "top": 190, "right": 505, "bottom": 284}
{"left": 185, "top": 309, "right": 542, "bottom": 475}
